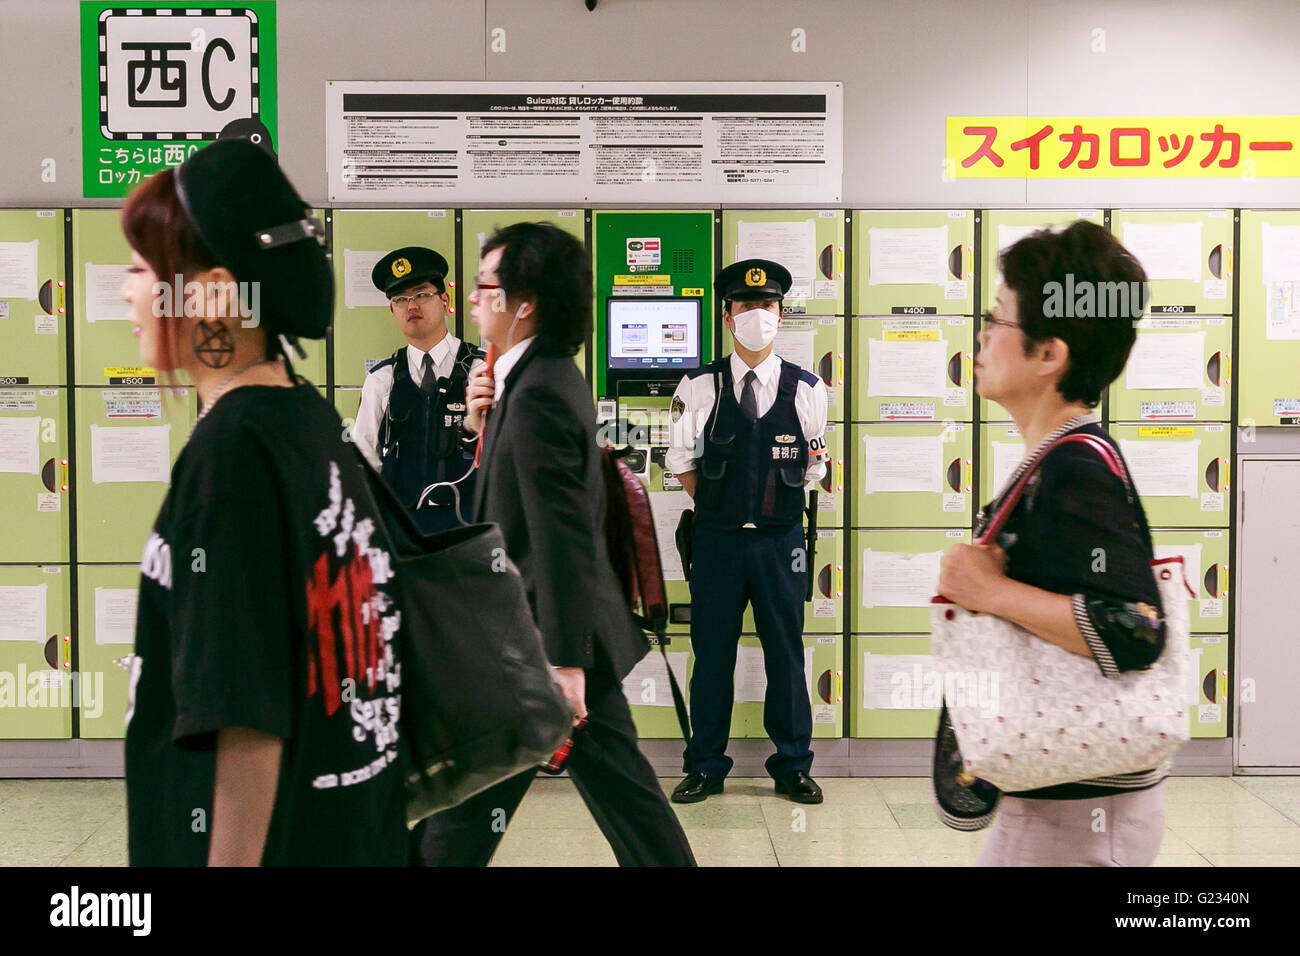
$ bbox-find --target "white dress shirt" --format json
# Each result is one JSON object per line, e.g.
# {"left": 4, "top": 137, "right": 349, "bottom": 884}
{"left": 491, "top": 335, "right": 537, "bottom": 404}
{"left": 666, "top": 350, "right": 828, "bottom": 488}
{"left": 353, "top": 334, "right": 462, "bottom": 469}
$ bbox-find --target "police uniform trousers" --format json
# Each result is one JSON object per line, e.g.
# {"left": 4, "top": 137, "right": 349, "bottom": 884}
{"left": 409, "top": 642, "right": 697, "bottom": 867}
{"left": 686, "top": 521, "right": 813, "bottom": 780}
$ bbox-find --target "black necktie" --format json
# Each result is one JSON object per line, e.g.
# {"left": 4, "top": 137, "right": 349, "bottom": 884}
{"left": 739, "top": 369, "right": 758, "bottom": 422}
{"left": 420, "top": 352, "right": 437, "bottom": 397}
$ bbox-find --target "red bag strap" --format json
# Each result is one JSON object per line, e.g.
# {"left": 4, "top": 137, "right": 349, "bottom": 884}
{"left": 976, "top": 432, "right": 1126, "bottom": 546}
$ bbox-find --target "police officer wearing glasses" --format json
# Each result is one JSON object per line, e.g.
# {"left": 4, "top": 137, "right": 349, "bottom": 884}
{"left": 666, "top": 259, "right": 829, "bottom": 806}
{"left": 353, "top": 247, "right": 482, "bottom": 532}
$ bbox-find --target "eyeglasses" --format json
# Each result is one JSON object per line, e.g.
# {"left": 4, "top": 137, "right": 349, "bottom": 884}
{"left": 982, "top": 311, "right": 1020, "bottom": 332}
{"left": 390, "top": 291, "right": 441, "bottom": 307}
{"left": 473, "top": 280, "right": 503, "bottom": 293}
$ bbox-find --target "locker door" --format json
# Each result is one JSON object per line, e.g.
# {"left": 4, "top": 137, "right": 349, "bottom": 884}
{"left": 721, "top": 210, "right": 846, "bottom": 420}
{"left": 1189, "top": 633, "right": 1228, "bottom": 740}
{"left": 592, "top": 210, "right": 714, "bottom": 400}
{"left": 72, "top": 210, "right": 178, "bottom": 387}
{"left": 979, "top": 422, "right": 1024, "bottom": 506}
{"left": 852, "top": 210, "right": 974, "bottom": 316}
{"left": 853, "top": 422, "right": 973, "bottom": 527}
{"left": 0, "top": 209, "right": 65, "bottom": 387}
{"left": 731, "top": 634, "right": 842, "bottom": 740}
{"left": 0, "top": 565, "right": 72, "bottom": 739}
{"left": 1109, "top": 316, "right": 1232, "bottom": 422}
{"left": 1238, "top": 211, "right": 1300, "bottom": 425}
{"left": 1111, "top": 209, "right": 1234, "bottom": 314}
{"left": 625, "top": 643, "right": 691, "bottom": 739}
{"left": 76, "top": 564, "right": 140, "bottom": 739}
{"left": 0, "top": 388, "right": 70, "bottom": 563}
{"left": 741, "top": 529, "right": 842, "bottom": 635}
{"left": 851, "top": 635, "right": 943, "bottom": 739}
{"left": 74, "top": 387, "right": 194, "bottom": 563}
{"left": 1108, "top": 423, "right": 1230, "bottom": 528}
{"left": 1150, "top": 529, "right": 1229, "bottom": 633}
{"left": 853, "top": 315, "right": 974, "bottom": 422}
{"left": 852, "top": 529, "right": 969, "bottom": 634}
{"left": 331, "top": 210, "right": 457, "bottom": 387}
{"left": 979, "top": 210, "right": 1104, "bottom": 421}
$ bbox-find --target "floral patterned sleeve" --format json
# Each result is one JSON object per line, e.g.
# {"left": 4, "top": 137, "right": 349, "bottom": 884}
{"left": 1072, "top": 594, "right": 1165, "bottom": 678}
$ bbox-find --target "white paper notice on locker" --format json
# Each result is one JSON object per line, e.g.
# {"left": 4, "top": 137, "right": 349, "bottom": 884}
{"left": 94, "top": 588, "right": 138, "bottom": 645}
{"left": 860, "top": 549, "right": 942, "bottom": 608}
{"left": 83, "top": 263, "right": 134, "bottom": 322}
{"left": 1118, "top": 439, "right": 1200, "bottom": 498}
{"left": 867, "top": 226, "right": 947, "bottom": 285}
{"left": 622, "top": 649, "right": 689, "bottom": 708}
{"left": 0, "top": 584, "right": 46, "bottom": 642}
{"left": 1152, "top": 543, "right": 1202, "bottom": 598}
{"left": 862, "top": 653, "right": 937, "bottom": 710}
{"left": 737, "top": 219, "right": 816, "bottom": 299}
{"left": 773, "top": 328, "right": 816, "bottom": 375}
{"left": 343, "top": 250, "right": 391, "bottom": 309}
{"left": 734, "top": 645, "right": 815, "bottom": 703}
{"left": 862, "top": 434, "right": 942, "bottom": 492}
{"left": 649, "top": 490, "right": 693, "bottom": 581}
{"left": 1261, "top": 223, "right": 1300, "bottom": 283}
{"left": 90, "top": 425, "right": 171, "bottom": 484}
{"left": 0, "top": 416, "right": 40, "bottom": 474}
{"left": 0, "top": 240, "right": 39, "bottom": 300}
{"left": 990, "top": 440, "right": 1025, "bottom": 497}
{"left": 867, "top": 339, "right": 947, "bottom": 397}
{"left": 1122, "top": 222, "right": 1203, "bottom": 282}
{"left": 1124, "top": 332, "right": 1205, "bottom": 390}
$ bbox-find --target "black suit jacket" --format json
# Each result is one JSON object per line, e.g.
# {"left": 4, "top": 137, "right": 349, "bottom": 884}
{"left": 473, "top": 339, "right": 648, "bottom": 681}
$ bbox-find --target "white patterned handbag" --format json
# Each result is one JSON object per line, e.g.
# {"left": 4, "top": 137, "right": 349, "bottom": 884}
{"left": 930, "top": 433, "right": 1194, "bottom": 793}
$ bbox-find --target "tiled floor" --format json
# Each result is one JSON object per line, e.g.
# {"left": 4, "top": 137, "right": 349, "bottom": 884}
{"left": 3, "top": 776, "right": 1299, "bottom": 866}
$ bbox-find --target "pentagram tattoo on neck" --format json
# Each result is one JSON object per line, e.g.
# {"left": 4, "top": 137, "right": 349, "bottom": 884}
{"left": 192, "top": 320, "right": 235, "bottom": 369}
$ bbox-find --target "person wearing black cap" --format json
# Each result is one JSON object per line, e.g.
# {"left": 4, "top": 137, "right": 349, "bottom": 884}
{"left": 119, "top": 139, "right": 407, "bottom": 866}
{"left": 352, "top": 247, "right": 482, "bottom": 532}
{"left": 665, "top": 258, "right": 829, "bottom": 806}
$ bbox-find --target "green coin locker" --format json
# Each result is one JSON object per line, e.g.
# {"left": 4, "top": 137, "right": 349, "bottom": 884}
{"left": 1238, "top": 210, "right": 1300, "bottom": 425}
{"left": 979, "top": 421, "right": 1024, "bottom": 506}
{"left": 1150, "top": 529, "right": 1229, "bottom": 633}
{"left": 741, "top": 529, "right": 843, "bottom": 635}
{"left": 334, "top": 387, "right": 362, "bottom": 433}
{"left": 76, "top": 564, "right": 140, "bottom": 739}
{"left": 1108, "top": 315, "right": 1232, "bottom": 422}
{"left": 1189, "top": 633, "right": 1228, "bottom": 739}
{"left": 592, "top": 210, "right": 714, "bottom": 400}
{"left": 850, "top": 634, "right": 943, "bottom": 738}
{"left": 0, "top": 209, "right": 65, "bottom": 387}
{"left": 852, "top": 210, "right": 974, "bottom": 316}
{"left": 852, "top": 529, "right": 970, "bottom": 634}
{"left": 629, "top": 634, "right": 842, "bottom": 740}
{"left": 979, "top": 210, "right": 1104, "bottom": 422}
{"left": 721, "top": 210, "right": 845, "bottom": 315}
{"left": 853, "top": 315, "right": 974, "bottom": 422}
{"left": 723, "top": 315, "right": 847, "bottom": 421}
{"left": 331, "top": 210, "right": 457, "bottom": 387}
{"left": 72, "top": 210, "right": 173, "bottom": 387}
{"left": 1106, "top": 423, "right": 1230, "bottom": 528}
{"left": 852, "top": 422, "right": 973, "bottom": 527}
{"left": 0, "top": 565, "right": 72, "bottom": 739}
{"left": 0, "top": 388, "right": 70, "bottom": 563}
{"left": 74, "top": 387, "right": 194, "bottom": 564}
{"left": 1110, "top": 209, "right": 1234, "bottom": 314}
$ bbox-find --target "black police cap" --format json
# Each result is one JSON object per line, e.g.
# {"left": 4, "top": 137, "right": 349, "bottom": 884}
{"left": 173, "top": 139, "right": 330, "bottom": 338}
{"left": 714, "top": 258, "right": 793, "bottom": 301}
{"left": 372, "top": 247, "right": 450, "bottom": 298}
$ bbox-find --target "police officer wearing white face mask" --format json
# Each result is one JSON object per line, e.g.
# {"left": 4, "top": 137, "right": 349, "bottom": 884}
{"left": 665, "top": 259, "right": 829, "bottom": 805}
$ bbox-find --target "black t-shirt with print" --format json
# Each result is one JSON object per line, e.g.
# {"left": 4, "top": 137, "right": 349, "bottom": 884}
{"left": 125, "top": 384, "right": 406, "bottom": 866}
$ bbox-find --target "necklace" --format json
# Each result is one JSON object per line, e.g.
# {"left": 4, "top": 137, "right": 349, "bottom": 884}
{"left": 196, "top": 357, "right": 283, "bottom": 423}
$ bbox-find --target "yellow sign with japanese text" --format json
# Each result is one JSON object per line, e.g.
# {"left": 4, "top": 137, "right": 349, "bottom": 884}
{"left": 946, "top": 116, "right": 1300, "bottom": 178}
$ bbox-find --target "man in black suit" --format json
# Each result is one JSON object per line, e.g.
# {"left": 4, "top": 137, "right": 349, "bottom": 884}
{"left": 410, "top": 222, "right": 696, "bottom": 867}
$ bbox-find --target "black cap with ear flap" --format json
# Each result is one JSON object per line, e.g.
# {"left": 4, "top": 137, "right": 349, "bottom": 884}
{"left": 173, "top": 138, "right": 331, "bottom": 338}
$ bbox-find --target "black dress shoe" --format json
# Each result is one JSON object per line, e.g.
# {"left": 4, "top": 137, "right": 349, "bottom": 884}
{"left": 775, "top": 771, "right": 823, "bottom": 804}
{"left": 671, "top": 772, "right": 724, "bottom": 804}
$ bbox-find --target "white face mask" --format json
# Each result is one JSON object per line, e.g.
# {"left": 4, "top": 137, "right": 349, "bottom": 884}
{"left": 731, "top": 307, "right": 779, "bottom": 351}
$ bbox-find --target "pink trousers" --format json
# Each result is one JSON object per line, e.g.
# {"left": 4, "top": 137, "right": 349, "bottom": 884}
{"left": 977, "top": 782, "right": 1165, "bottom": 867}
